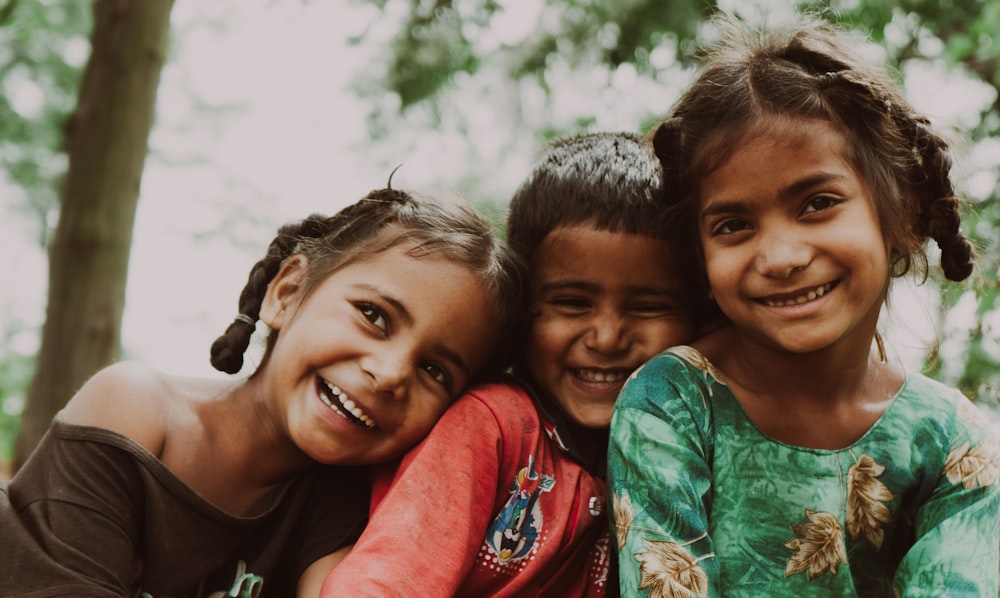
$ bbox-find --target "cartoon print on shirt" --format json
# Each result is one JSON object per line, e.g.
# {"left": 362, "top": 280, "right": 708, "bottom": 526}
{"left": 137, "top": 560, "right": 263, "bottom": 598}
{"left": 485, "top": 455, "right": 555, "bottom": 567}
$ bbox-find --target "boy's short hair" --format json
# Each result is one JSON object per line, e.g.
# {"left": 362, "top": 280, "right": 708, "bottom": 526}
{"left": 506, "top": 131, "right": 668, "bottom": 265}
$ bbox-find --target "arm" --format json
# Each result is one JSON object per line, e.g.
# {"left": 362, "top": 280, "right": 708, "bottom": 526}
{"left": 298, "top": 545, "right": 353, "bottom": 598}
{"left": 608, "top": 354, "right": 720, "bottom": 597}
{"left": 893, "top": 406, "right": 1000, "bottom": 596}
{"left": 319, "top": 388, "right": 507, "bottom": 597}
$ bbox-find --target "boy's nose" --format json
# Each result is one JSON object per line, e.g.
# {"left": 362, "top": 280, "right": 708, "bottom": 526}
{"left": 584, "top": 314, "right": 630, "bottom": 355}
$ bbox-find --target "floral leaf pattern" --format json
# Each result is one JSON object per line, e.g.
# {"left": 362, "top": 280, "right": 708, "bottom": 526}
{"left": 613, "top": 492, "right": 635, "bottom": 550}
{"left": 634, "top": 538, "right": 709, "bottom": 598}
{"left": 611, "top": 349, "right": 1000, "bottom": 595}
{"left": 846, "top": 454, "right": 894, "bottom": 549}
{"left": 944, "top": 438, "right": 1000, "bottom": 489}
{"left": 669, "top": 346, "right": 725, "bottom": 387}
{"left": 955, "top": 398, "right": 989, "bottom": 429}
{"left": 784, "top": 510, "right": 848, "bottom": 580}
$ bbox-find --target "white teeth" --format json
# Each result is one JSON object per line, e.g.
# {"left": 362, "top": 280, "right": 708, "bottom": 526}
{"left": 578, "top": 369, "right": 628, "bottom": 383}
{"left": 764, "top": 283, "right": 832, "bottom": 307}
{"left": 320, "top": 380, "right": 375, "bottom": 428}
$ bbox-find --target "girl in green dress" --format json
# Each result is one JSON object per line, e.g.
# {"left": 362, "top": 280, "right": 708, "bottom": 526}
{"left": 608, "top": 13, "right": 1000, "bottom": 597}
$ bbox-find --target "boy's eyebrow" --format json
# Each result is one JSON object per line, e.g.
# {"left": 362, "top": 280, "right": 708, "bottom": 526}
{"left": 539, "top": 279, "right": 682, "bottom": 296}
{"left": 701, "top": 172, "right": 846, "bottom": 219}
{"left": 538, "top": 280, "right": 600, "bottom": 292}
{"left": 355, "top": 283, "right": 471, "bottom": 380}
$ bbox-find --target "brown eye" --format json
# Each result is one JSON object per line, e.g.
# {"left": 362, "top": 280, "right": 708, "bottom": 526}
{"left": 421, "top": 362, "right": 451, "bottom": 389}
{"left": 357, "top": 303, "right": 388, "bottom": 334}
{"left": 802, "top": 195, "right": 839, "bottom": 215}
{"left": 712, "top": 218, "right": 751, "bottom": 236}
{"left": 549, "top": 297, "right": 590, "bottom": 315}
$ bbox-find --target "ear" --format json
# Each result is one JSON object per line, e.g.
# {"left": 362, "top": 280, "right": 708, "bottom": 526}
{"left": 259, "top": 255, "right": 308, "bottom": 331}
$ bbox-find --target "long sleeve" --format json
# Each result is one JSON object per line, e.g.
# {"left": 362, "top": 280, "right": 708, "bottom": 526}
{"left": 321, "top": 390, "right": 506, "bottom": 597}
{"left": 892, "top": 398, "right": 1000, "bottom": 596}
{"left": 607, "top": 353, "right": 720, "bottom": 598}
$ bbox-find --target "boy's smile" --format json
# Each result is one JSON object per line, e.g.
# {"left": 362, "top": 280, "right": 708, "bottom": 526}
{"left": 523, "top": 225, "right": 694, "bottom": 429}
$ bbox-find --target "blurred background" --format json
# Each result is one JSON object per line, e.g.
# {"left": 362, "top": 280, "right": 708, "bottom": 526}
{"left": 1, "top": 0, "right": 998, "bottom": 475}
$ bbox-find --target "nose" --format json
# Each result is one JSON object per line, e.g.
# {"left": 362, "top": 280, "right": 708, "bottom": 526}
{"left": 754, "top": 229, "right": 811, "bottom": 278}
{"left": 363, "top": 349, "right": 411, "bottom": 401}
{"left": 584, "top": 311, "right": 630, "bottom": 356}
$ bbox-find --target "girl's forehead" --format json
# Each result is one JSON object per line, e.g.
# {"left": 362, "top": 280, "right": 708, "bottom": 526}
{"left": 700, "top": 117, "right": 849, "bottom": 174}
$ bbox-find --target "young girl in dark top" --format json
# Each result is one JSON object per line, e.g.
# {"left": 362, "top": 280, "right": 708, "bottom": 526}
{"left": 609, "top": 13, "right": 999, "bottom": 597}
{"left": 1, "top": 185, "right": 524, "bottom": 597}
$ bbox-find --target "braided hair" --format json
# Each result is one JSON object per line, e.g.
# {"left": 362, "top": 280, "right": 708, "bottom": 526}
{"left": 649, "top": 12, "right": 975, "bottom": 311}
{"left": 210, "top": 184, "right": 526, "bottom": 377}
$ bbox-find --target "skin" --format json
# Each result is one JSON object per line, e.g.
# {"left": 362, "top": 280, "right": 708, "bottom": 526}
{"left": 523, "top": 225, "right": 695, "bottom": 429}
{"left": 693, "top": 118, "right": 905, "bottom": 449}
{"left": 60, "top": 242, "right": 500, "bottom": 593}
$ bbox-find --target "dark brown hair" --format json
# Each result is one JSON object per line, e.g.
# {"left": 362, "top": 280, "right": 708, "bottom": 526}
{"left": 507, "top": 131, "right": 706, "bottom": 328}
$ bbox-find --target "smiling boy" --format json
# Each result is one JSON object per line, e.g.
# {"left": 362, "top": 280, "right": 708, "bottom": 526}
{"left": 320, "top": 132, "right": 699, "bottom": 597}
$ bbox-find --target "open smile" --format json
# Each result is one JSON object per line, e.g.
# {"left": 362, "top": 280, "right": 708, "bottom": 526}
{"left": 758, "top": 282, "right": 837, "bottom": 307}
{"left": 316, "top": 378, "right": 376, "bottom": 429}
{"left": 573, "top": 368, "right": 633, "bottom": 384}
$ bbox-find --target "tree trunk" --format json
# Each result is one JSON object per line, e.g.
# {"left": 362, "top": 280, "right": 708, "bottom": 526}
{"left": 13, "top": 0, "right": 174, "bottom": 470}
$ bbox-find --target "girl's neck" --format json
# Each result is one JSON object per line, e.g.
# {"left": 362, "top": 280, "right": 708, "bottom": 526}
{"left": 697, "top": 327, "right": 905, "bottom": 449}
{"left": 161, "top": 378, "right": 316, "bottom": 515}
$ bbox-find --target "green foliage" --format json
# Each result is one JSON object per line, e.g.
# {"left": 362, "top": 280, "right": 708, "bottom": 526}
{"left": 0, "top": 0, "right": 91, "bottom": 246}
{"left": 356, "top": 0, "right": 715, "bottom": 111}
{"left": 0, "top": 327, "right": 34, "bottom": 463}
{"left": 0, "top": 1, "right": 90, "bottom": 462}
{"left": 362, "top": 0, "right": 501, "bottom": 109}
{"left": 507, "top": 0, "right": 712, "bottom": 80}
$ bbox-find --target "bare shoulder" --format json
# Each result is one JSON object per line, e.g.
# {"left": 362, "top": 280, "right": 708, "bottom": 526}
{"left": 59, "top": 361, "right": 173, "bottom": 455}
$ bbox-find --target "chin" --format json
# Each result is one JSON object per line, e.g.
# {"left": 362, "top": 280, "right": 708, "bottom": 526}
{"left": 570, "top": 411, "right": 613, "bottom": 430}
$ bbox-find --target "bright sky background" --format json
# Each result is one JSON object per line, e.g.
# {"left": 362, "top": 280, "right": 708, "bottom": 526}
{"left": 1, "top": 0, "right": 997, "bottom": 397}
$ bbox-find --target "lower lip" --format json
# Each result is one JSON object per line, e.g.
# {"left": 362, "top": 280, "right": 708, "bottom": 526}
{"left": 313, "top": 383, "right": 373, "bottom": 433}
{"left": 571, "top": 371, "right": 628, "bottom": 393}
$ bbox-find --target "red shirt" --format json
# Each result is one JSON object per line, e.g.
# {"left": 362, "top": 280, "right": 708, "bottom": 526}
{"left": 322, "top": 380, "right": 611, "bottom": 597}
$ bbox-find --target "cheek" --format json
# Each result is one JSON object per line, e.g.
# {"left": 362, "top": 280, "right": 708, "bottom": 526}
{"left": 399, "top": 399, "right": 451, "bottom": 445}
{"left": 646, "top": 321, "right": 697, "bottom": 353}
{"left": 703, "top": 248, "right": 742, "bottom": 292}
{"left": 523, "top": 317, "right": 573, "bottom": 378}
{"left": 526, "top": 315, "right": 578, "bottom": 358}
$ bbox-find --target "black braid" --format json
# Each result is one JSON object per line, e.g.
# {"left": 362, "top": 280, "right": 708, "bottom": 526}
{"left": 209, "top": 216, "right": 331, "bottom": 374}
{"left": 906, "top": 117, "right": 975, "bottom": 281}
{"left": 803, "top": 64, "right": 974, "bottom": 281}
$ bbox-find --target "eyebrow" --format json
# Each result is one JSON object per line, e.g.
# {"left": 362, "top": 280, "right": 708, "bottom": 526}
{"left": 434, "top": 345, "right": 471, "bottom": 387}
{"left": 354, "top": 283, "right": 471, "bottom": 383}
{"left": 540, "top": 279, "right": 682, "bottom": 298}
{"left": 701, "top": 172, "right": 847, "bottom": 219}
{"left": 356, "top": 284, "right": 414, "bottom": 326}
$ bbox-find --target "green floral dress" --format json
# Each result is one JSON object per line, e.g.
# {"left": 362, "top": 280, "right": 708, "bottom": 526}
{"left": 608, "top": 346, "right": 1000, "bottom": 597}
